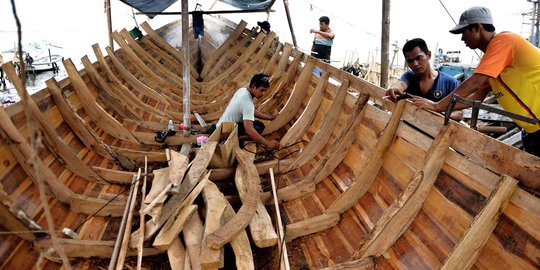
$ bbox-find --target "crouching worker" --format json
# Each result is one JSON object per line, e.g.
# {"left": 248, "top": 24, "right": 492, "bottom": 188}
{"left": 216, "top": 73, "right": 280, "bottom": 150}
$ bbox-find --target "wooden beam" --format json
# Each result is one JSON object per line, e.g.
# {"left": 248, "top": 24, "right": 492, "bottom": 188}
{"left": 325, "top": 100, "right": 406, "bottom": 214}
{"left": 153, "top": 205, "right": 198, "bottom": 250}
{"left": 353, "top": 124, "right": 456, "bottom": 259}
{"left": 33, "top": 238, "right": 164, "bottom": 258}
{"left": 201, "top": 183, "right": 226, "bottom": 269}
{"left": 168, "top": 237, "right": 189, "bottom": 270}
{"left": 182, "top": 213, "right": 204, "bottom": 269}
{"left": 285, "top": 213, "right": 340, "bottom": 242}
{"left": 92, "top": 166, "right": 136, "bottom": 185}
{"left": 137, "top": 156, "right": 148, "bottom": 270}
{"left": 440, "top": 175, "right": 518, "bottom": 270}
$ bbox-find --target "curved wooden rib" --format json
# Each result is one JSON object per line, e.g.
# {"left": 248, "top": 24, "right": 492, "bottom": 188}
{"left": 325, "top": 100, "right": 407, "bottom": 214}
{"left": 0, "top": 106, "right": 126, "bottom": 216}
{"left": 3, "top": 63, "right": 106, "bottom": 184}
{"left": 199, "top": 20, "right": 248, "bottom": 79}
{"left": 280, "top": 72, "right": 329, "bottom": 146}
{"left": 353, "top": 124, "right": 457, "bottom": 259}
{"left": 101, "top": 45, "right": 175, "bottom": 107}
{"left": 287, "top": 79, "right": 350, "bottom": 170}
{"left": 205, "top": 145, "right": 261, "bottom": 249}
{"left": 46, "top": 78, "right": 113, "bottom": 159}
{"left": 0, "top": 183, "right": 41, "bottom": 241}
{"left": 63, "top": 58, "right": 139, "bottom": 143}
{"left": 440, "top": 175, "right": 517, "bottom": 270}
{"left": 139, "top": 21, "right": 201, "bottom": 79}
{"left": 234, "top": 144, "right": 277, "bottom": 248}
{"left": 262, "top": 58, "right": 316, "bottom": 135}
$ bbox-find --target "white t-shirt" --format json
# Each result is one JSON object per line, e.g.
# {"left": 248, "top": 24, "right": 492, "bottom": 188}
{"left": 217, "top": 88, "right": 254, "bottom": 126}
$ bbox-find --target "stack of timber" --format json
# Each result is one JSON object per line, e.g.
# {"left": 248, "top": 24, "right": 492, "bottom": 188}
{"left": 0, "top": 14, "right": 538, "bottom": 270}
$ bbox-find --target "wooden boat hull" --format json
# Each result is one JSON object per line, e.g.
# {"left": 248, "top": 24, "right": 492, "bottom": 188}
{"left": 0, "top": 15, "right": 538, "bottom": 270}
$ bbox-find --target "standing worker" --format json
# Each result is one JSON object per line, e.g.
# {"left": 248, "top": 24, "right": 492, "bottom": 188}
{"left": 411, "top": 6, "right": 540, "bottom": 157}
{"left": 310, "top": 16, "right": 335, "bottom": 63}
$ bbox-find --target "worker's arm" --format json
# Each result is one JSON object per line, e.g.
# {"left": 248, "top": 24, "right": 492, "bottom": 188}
{"left": 243, "top": 120, "right": 280, "bottom": 149}
{"left": 411, "top": 73, "right": 491, "bottom": 111}
{"left": 385, "top": 81, "right": 408, "bottom": 102}
{"left": 255, "top": 109, "right": 277, "bottom": 121}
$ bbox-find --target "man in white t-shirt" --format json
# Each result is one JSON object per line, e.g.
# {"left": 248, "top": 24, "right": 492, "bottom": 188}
{"left": 217, "top": 73, "right": 280, "bottom": 150}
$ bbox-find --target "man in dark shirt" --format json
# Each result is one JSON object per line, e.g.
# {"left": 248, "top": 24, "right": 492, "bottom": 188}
{"left": 386, "top": 38, "right": 463, "bottom": 121}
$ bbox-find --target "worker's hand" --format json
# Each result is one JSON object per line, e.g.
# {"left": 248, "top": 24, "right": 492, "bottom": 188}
{"left": 267, "top": 140, "right": 280, "bottom": 150}
{"left": 410, "top": 96, "right": 438, "bottom": 111}
{"left": 269, "top": 111, "right": 278, "bottom": 120}
{"left": 385, "top": 88, "right": 405, "bottom": 103}
{"left": 310, "top": 28, "right": 317, "bottom": 34}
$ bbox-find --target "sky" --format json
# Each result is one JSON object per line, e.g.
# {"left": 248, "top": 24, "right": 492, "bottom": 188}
{"left": 0, "top": 0, "right": 534, "bottom": 69}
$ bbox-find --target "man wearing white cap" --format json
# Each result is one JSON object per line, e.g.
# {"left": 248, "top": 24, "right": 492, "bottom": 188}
{"left": 411, "top": 6, "right": 540, "bottom": 157}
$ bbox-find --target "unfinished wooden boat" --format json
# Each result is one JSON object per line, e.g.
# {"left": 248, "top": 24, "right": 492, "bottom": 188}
{"left": 0, "top": 15, "right": 538, "bottom": 270}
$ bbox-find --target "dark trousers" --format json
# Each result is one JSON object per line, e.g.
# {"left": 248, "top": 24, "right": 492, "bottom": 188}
{"left": 238, "top": 120, "right": 265, "bottom": 136}
{"left": 311, "top": 43, "right": 332, "bottom": 62}
{"left": 522, "top": 129, "right": 540, "bottom": 157}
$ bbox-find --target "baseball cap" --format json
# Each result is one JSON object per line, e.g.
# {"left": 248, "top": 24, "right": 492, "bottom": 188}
{"left": 449, "top": 6, "right": 493, "bottom": 34}
{"left": 257, "top": 21, "right": 271, "bottom": 32}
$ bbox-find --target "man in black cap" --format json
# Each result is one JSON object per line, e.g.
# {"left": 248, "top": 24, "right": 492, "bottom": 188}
{"left": 257, "top": 21, "right": 271, "bottom": 35}
{"left": 411, "top": 6, "right": 540, "bottom": 156}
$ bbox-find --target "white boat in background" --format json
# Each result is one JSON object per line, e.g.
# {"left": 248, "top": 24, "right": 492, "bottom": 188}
{"left": 27, "top": 53, "right": 63, "bottom": 72}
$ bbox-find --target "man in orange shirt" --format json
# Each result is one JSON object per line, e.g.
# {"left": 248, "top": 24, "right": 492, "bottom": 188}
{"left": 411, "top": 6, "right": 540, "bottom": 157}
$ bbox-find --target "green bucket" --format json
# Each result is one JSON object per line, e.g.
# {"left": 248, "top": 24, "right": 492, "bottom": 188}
{"left": 129, "top": 27, "right": 143, "bottom": 40}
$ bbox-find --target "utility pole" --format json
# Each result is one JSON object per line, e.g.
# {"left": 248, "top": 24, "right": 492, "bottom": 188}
{"left": 380, "top": 0, "right": 391, "bottom": 88}
{"left": 105, "top": 0, "right": 113, "bottom": 50}
{"left": 283, "top": 0, "right": 298, "bottom": 48}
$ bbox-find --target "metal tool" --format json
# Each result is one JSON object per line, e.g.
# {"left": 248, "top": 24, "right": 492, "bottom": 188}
{"left": 444, "top": 94, "right": 539, "bottom": 129}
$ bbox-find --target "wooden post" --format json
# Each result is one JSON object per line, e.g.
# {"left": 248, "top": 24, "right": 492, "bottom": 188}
{"left": 181, "top": 0, "right": 191, "bottom": 135}
{"left": 380, "top": 0, "right": 391, "bottom": 88}
{"left": 283, "top": 0, "right": 298, "bottom": 48}
{"left": 136, "top": 157, "right": 148, "bottom": 270}
{"left": 269, "top": 168, "right": 290, "bottom": 270}
{"left": 106, "top": 0, "right": 114, "bottom": 50}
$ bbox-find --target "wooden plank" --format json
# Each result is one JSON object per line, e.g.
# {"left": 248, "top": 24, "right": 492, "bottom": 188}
{"left": 153, "top": 205, "right": 198, "bottom": 250}
{"left": 129, "top": 140, "right": 215, "bottom": 248}
{"left": 167, "top": 148, "right": 189, "bottom": 186}
{"left": 234, "top": 144, "right": 277, "bottom": 248}
{"left": 91, "top": 166, "right": 135, "bottom": 185}
{"left": 320, "top": 257, "right": 375, "bottom": 270}
{"left": 353, "top": 124, "right": 457, "bottom": 259}
{"left": 205, "top": 181, "right": 254, "bottom": 269}
{"left": 205, "top": 146, "right": 262, "bottom": 249}
{"left": 168, "top": 237, "right": 188, "bottom": 270}
{"left": 201, "top": 183, "right": 226, "bottom": 269}
{"left": 325, "top": 100, "right": 406, "bottom": 214}
{"left": 280, "top": 72, "right": 329, "bottom": 146}
{"left": 287, "top": 79, "right": 351, "bottom": 170}
{"left": 285, "top": 212, "right": 340, "bottom": 242}
{"left": 183, "top": 213, "right": 204, "bottom": 270}
{"left": 440, "top": 175, "right": 518, "bottom": 270}
{"left": 63, "top": 58, "right": 139, "bottom": 143}
{"left": 263, "top": 58, "right": 317, "bottom": 135}
{"left": 0, "top": 184, "right": 41, "bottom": 241}
{"left": 33, "top": 238, "right": 164, "bottom": 258}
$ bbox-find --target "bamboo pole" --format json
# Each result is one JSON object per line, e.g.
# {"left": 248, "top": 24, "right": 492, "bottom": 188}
{"left": 181, "top": 0, "right": 191, "bottom": 135}
{"left": 380, "top": 0, "right": 390, "bottom": 88}
{"left": 137, "top": 157, "right": 148, "bottom": 270}
{"left": 269, "top": 168, "right": 290, "bottom": 270}
{"left": 116, "top": 169, "right": 142, "bottom": 269}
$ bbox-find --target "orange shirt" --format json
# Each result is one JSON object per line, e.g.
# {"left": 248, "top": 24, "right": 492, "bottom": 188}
{"left": 474, "top": 32, "right": 540, "bottom": 133}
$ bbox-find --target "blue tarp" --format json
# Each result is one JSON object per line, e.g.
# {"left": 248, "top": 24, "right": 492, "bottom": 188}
{"left": 120, "top": 0, "right": 274, "bottom": 17}
{"left": 119, "top": 0, "right": 178, "bottom": 18}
